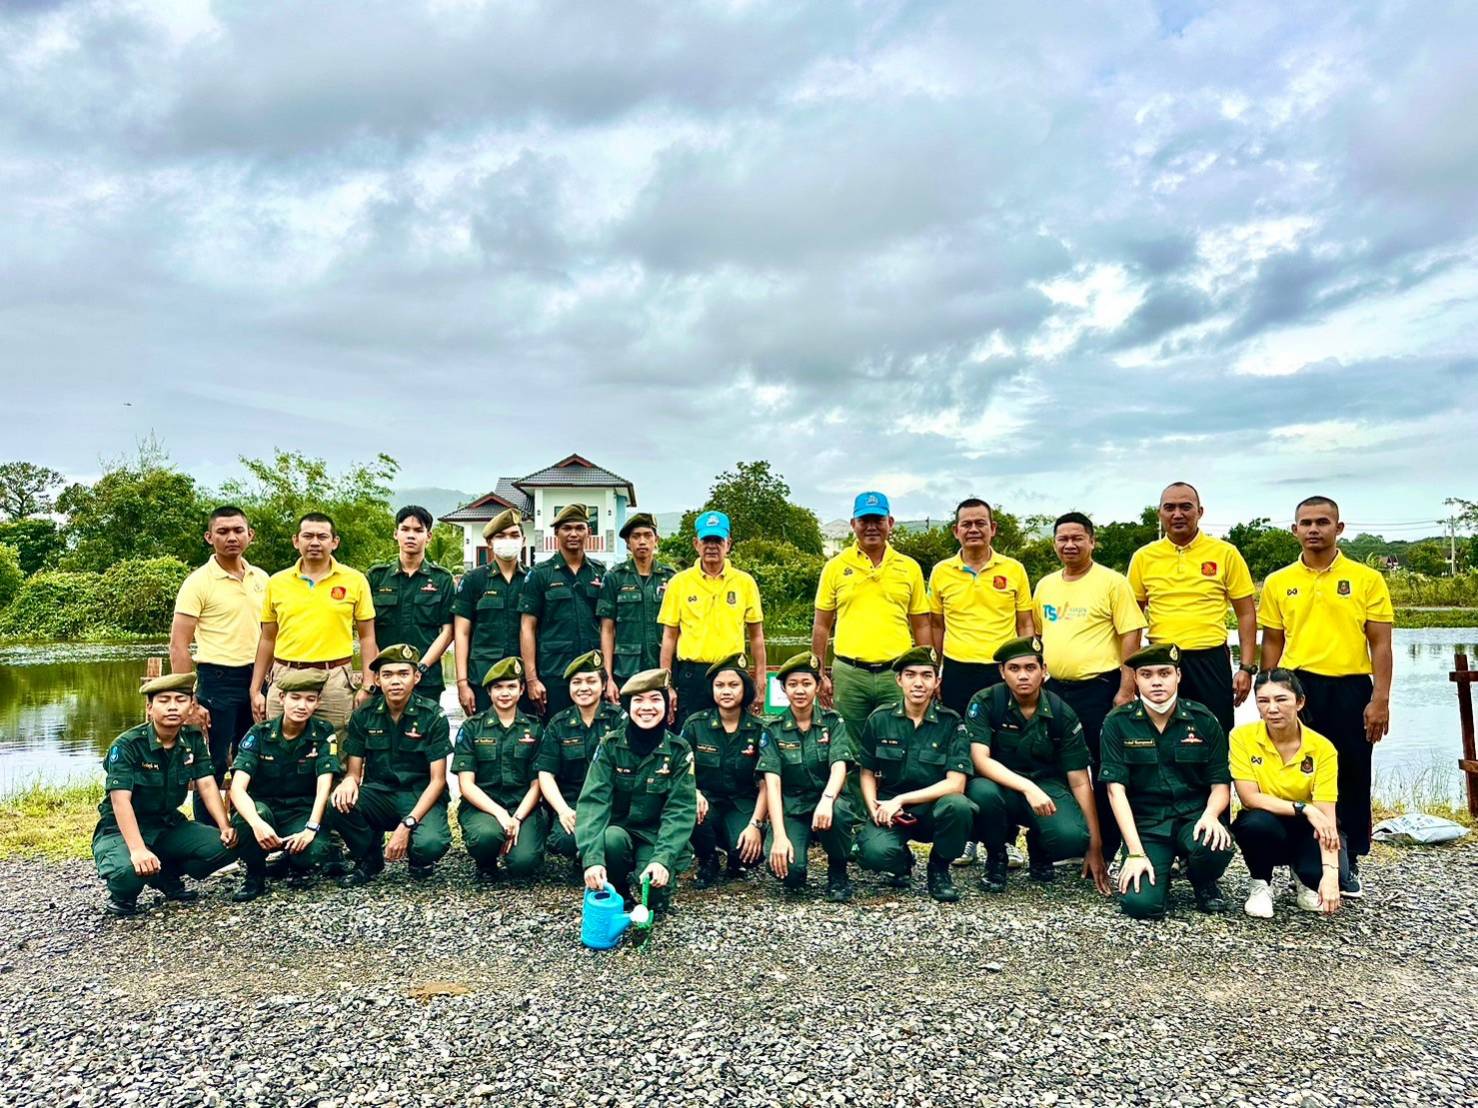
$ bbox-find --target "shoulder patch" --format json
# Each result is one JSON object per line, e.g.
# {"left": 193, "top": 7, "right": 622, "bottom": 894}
{"left": 107, "top": 745, "right": 122, "bottom": 765}
{"left": 968, "top": 702, "right": 981, "bottom": 718}
{"left": 242, "top": 734, "right": 257, "bottom": 751}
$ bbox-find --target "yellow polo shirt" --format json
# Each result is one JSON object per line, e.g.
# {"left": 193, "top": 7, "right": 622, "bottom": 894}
{"left": 174, "top": 557, "right": 270, "bottom": 666}
{"left": 261, "top": 557, "right": 375, "bottom": 663}
{"left": 927, "top": 551, "right": 1033, "bottom": 663}
{"left": 657, "top": 561, "right": 763, "bottom": 663}
{"left": 1032, "top": 563, "right": 1147, "bottom": 681}
{"left": 1258, "top": 552, "right": 1394, "bottom": 676}
{"left": 815, "top": 543, "right": 929, "bottom": 663}
{"left": 1230, "top": 721, "right": 1339, "bottom": 804}
{"left": 1127, "top": 532, "right": 1255, "bottom": 651}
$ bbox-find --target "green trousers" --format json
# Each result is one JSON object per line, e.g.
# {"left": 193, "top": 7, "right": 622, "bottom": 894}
{"left": 1120, "top": 818, "right": 1235, "bottom": 920}
{"left": 546, "top": 813, "right": 579, "bottom": 859}
{"left": 763, "top": 798, "right": 858, "bottom": 889}
{"left": 459, "top": 804, "right": 549, "bottom": 879}
{"left": 93, "top": 819, "right": 235, "bottom": 903}
{"left": 691, "top": 798, "right": 756, "bottom": 862}
{"left": 596, "top": 825, "right": 688, "bottom": 910}
{"left": 232, "top": 798, "right": 333, "bottom": 874}
{"left": 831, "top": 659, "right": 903, "bottom": 741}
{"left": 966, "top": 777, "right": 1090, "bottom": 862}
{"left": 856, "top": 794, "right": 973, "bottom": 875}
{"left": 336, "top": 786, "right": 451, "bottom": 869}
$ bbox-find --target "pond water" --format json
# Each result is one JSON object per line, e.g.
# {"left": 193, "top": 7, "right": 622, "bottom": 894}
{"left": 2, "top": 630, "right": 1474, "bottom": 803}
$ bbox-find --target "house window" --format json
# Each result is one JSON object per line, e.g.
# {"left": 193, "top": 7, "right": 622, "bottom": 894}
{"left": 476, "top": 545, "right": 488, "bottom": 566}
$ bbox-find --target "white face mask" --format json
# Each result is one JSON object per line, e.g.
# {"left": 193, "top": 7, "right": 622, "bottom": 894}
{"left": 492, "top": 538, "right": 522, "bottom": 560}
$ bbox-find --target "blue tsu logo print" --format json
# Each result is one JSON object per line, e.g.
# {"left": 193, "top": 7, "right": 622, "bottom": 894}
{"left": 1043, "top": 604, "right": 1061, "bottom": 622}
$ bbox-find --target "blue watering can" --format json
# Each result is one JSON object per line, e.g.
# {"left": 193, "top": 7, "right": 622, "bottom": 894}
{"left": 581, "top": 879, "right": 654, "bottom": 950}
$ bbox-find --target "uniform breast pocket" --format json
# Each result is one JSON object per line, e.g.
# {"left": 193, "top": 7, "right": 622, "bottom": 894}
{"left": 629, "top": 781, "right": 664, "bottom": 821}
{"left": 616, "top": 591, "right": 643, "bottom": 608}
{"left": 560, "top": 741, "right": 587, "bottom": 764}
{"left": 1027, "top": 736, "right": 1058, "bottom": 764}
{"left": 364, "top": 734, "right": 392, "bottom": 754}
{"left": 917, "top": 746, "right": 947, "bottom": 767}
{"left": 375, "top": 592, "right": 401, "bottom": 614}
{"left": 477, "top": 593, "right": 506, "bottom": 613}
{"left": 694, "top": 745, "right": 722, "bottom": 769}
{"left": 1174, "top": 744, "right": 1210, "bottom": 782}
{"left": 872, "top": 745, "right": 905, "bottom": 776}
{"left": 777, "top": 742, "right": 805, "bottom": 766}
{"left": 414, "top": 592, "right": 446, "bottom": 625}
{"left": 1122, "top": 745, "right": 1159, "bottom": 765}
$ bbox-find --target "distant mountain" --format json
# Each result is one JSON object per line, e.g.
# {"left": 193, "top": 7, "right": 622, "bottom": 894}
{"left": 392, "top": 487, "right": 477, "bottom": 519}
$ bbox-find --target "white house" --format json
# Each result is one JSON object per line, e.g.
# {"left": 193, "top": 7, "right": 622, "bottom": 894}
{"left": 438, "top": 454, "right": 638, "bottom": 570}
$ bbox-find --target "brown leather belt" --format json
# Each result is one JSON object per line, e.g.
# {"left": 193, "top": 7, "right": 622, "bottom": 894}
{"left": 274, "top": 657, "right": 352, "bottom": 670}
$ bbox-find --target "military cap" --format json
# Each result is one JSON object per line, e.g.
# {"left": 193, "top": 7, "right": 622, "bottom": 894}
{"left": 564, "top": 650, "right": 604, "bottom": 680}
{"left": 482, "top": 508, "right": 522, "bottom": 541}
{"left": 993, "top": 635, "right": 1045, "bottom": 664}
{"left": 552, "top": 504, "right": 589, "bottom": 527}
{"left": 705, "top": 652, "right": 749, "bottom": 681}
{"left": 776, "top": 652, "right": 822, "bottom": 681}
{"left": 140, "top": 672, "right": 196, "bottom": 697}
{"left": 1127, "top": 642, "right": 1181, "bottom": 670}
{"left": 370, "top": 643, "right": 422, "bottom": 671}
{"left": 482, "top": 656, "right": 526, "bottom": 686}
{"left": 619, "top": 512, "right": 658, "bottom": 540}
{"left": 619, "top": 668, "right": 671, "bottom": 697}
{"left": 891, "top": 646, "right": 941, "bottom": 673}
{"left": 275, "top": 669, "right": 329, "bottom": 694}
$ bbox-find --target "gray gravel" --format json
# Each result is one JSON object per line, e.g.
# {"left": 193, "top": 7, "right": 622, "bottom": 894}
{"left": 3, "top": 840, "right": 1476, "bottom": 1107}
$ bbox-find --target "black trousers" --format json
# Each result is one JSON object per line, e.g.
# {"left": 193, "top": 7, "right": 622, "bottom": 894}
{"left": 1232, "top": 809, "right": 1350, "bottom": 889}
{"left": 673, "top": 661, "right": 716, "bottom": 728}
{"left": 1045, "top": 670, "right": 1122, "bottom": 862}
{"left": 1295, "top": 671, "right": 1375, "bottom": 858}
{"left": 1177, "top": 644, "right": 1235, "bottom": 736}
{"left": 940, "top": 657, "right": 1003, "bottom": 716}
{"left": 194, "top": 663, "right": 254, "bottom": 823}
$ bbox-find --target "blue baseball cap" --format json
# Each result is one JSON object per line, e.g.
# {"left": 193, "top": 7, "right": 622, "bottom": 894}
{"left": 695, "top": 510, "right": 731, "bottom": 540}
{"left": 852, "top": 491, "right": 890, "bottom": 519}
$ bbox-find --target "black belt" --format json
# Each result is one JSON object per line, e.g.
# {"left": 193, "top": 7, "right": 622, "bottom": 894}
{"left": 834, "top": 655, "right": 894, "bottom": 674}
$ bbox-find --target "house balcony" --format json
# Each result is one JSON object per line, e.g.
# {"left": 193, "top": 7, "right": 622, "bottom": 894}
{"left": 541, "top": 532, "right": 608, "bottom": 553}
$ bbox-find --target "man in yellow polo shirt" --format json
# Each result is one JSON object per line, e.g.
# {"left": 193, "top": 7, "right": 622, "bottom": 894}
{"left": 1259, "top": 494, "right": 1393, "bottom": 894}
{"left": 251, "top": 512, "right": 379, "bottom": 737}
{"left": 170, "top": 504, "right": 270, "bottom": 821}
{"left": 658, "top": 511, "right": 766, "bottom": 726}
{"left": 813, "top": 491, "right": 930, "bottom": 736}
{"left": 928, "top": 497, "right": 1033, "bottom": 715}
{"left": 1033, "top": 511, "right": 1146, "bottom": 863}
{"left": 1127, "top": 482, "right": 1256, "bottom": 734}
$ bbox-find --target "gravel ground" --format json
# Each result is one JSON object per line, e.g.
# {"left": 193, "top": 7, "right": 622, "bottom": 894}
{"left": 2, "top": 840, "right": 1476, "bottom": 1108}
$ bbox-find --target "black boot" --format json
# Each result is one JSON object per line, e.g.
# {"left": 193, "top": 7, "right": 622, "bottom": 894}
{"left": 233, "top": 870, "right": 267, "bottom": 903}
{"left": 475, "top": 863, "right": 501, "bottom": 883}
{"left": 1193, "top": 880, "right": 1228, "bottom": 914}
{"left": 724, "top": 852, "right": 744, "bottom": 881}
{"left": 885, "top": 869, "right": 912, "bottom": 890}
{"left": 156, "top": 873, "right": 199, "bottom": 902}
{"left": 824, "top": 863, "right": 853, "bottom": 903}
{"left": 104, "top": 895, "right": 140, "bottom": 917}
{"left": 285, "top": 866, "right": 316, "bottom": 890}
{"left": 1028, "top": 852, "right": 1057, "bottom": 884}
{"left": 981, "top": 850, "right": 1009, "bottom": 893}
{"left": 408, "top": 863, "right": 436, "bottom": 882}
{"left": 927, "top": 861, "right": 960, "bottom": 903}
{"left": 693, "top": 853, "right": 721, "bottom": 889}
{"left": 338, "top": 854, "right": 384, "bottom": 888}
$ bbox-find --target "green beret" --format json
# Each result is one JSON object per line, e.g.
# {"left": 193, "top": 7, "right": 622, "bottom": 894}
{"left": 552, "top": 504, "right": 588, "bottom": 527}
{"left": 370, "top": 643, "right": 421, "bottom": 671}
{"left": 140, "top": 672, "right": 196, "bottom": 697}
{"left": 892, "top": 646, "right": 940, "bottom": 673}
{"left": 275, "top": 669, "right": 329, "bottom": 694}
{"left": 563, "top": 650, "right": 604, "bottom": 680}
{"left": 619, "top": 668, "right": 671, "bottom": 697}
{"left": 482, "top": 508, "right": 522, "bottom": 541}
{"left": 993, "top": 636, "right": 1045, "bottom": 664}
{"left": 776, "top": 652, "right": 822, "bottom": 681}
{"left": 619, "top": 512, "right": 657, "bottom": 540}
{"left": 1127, "top": 642, "right": 1182, "bottom": 670}
{"left": 482, "top": 656, "right": 526, "bottom": 686}
{"left": 705, "top": 652, "right": 749, "bottom": 681}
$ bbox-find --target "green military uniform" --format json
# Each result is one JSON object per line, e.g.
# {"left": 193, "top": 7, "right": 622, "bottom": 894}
{"left": 93, "top": 720, "right": 235, "bottom": 906}
{"left": 855, "top": 702, "right": 974, "bottom": 876}
{"left": 518, "top": 553, "right": 606, "bottom": 720}
{"left": 230, "top": 715, "right": 340, "bottom": 875}
{"left": 681, "top": 706, "right": 766, "bottom": 869}
{"left": 368, "top": 559, "right": 456, "bottom": 697}
{"left": 337, "top": 692, "right": 453, "bottom": 870}
{"left": 965, "top": 682, "right": 1092, "bottom": 867}
{"left": 451, "top": 703, "right": 549, "bottom": 879}
{"left": 452, "top": 561, "right": 529, "bottom": 713}
{"left": 595, "top": 554, "right": 676, "bottom": 688}
{"left": 536, "top": 700, "right": 626, "bottom": 858}
{"left": 575, "top": 673, "right": 697, "bottom": 910}
{"left": 1099, "top": 694, "right": 1234, "bottom": 919}
{"left": 756, "top": 705, "right": 858, "bottom": 888}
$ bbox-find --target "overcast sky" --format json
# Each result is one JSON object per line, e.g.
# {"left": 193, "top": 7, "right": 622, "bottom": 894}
{"left": 3, "top": 0, "right": 1475, "bottom": 536}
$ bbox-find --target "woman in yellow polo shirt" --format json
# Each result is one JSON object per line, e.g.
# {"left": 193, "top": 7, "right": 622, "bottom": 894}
{"left": 1230, "top": 670, "right": 1347, "bottom": 918}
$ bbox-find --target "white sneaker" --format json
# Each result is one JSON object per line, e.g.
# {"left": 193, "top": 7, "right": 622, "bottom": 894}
{"left": 951, "top": 841, "right": 978, "bottom": 867}
{"left": 1296, "top": 884, "right": 1323, "bottom": 912}
{"left": 1006, "top": 843, "right": 1026, "bottom": 870}
{"left": 1243, "top": 879, "right": 1274, "bottom": 919}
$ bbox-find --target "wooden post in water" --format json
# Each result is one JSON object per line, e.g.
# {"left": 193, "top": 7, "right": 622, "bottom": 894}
{"left": 1451, "top": 652, "right": 1478, "bottom": 819}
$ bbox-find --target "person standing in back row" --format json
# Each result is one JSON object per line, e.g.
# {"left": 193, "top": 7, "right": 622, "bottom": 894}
{"left": 1033, "top": 511, "right": 1146, "bottom": 864}
{"left": 597, "top": 512, "right": 676, "bottom": 701}
{"left": 453, "top": 509, "right": 529, "bottom": 715}
{"left": 812, "top": 491, "right": 930, "bottom": 736}
{"left": 1258, "top": 495, "right": 1392, "bottom": 899}
{"left": 367, "top": 506, "right": 456, "bottom": 707}
{"left": 520, "top": 504, "right": 605, "bottom": 721}
{"left": 1127, "top": 482, "right": 1256, "bottom": 735}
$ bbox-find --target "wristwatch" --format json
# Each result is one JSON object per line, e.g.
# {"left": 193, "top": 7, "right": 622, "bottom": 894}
{"left": 401, "top": 815, "right": 419, "bottom": 831}
{"left": 1292, "top": 802, "right": 1306, "bottom": 817}
{"left": 304, "top": 820, "right": 321, "bottom": 833}
{"left": 1238, "top": 663, "right": 1259, "bottom": 675}
{"left": 416, "top": 663, "right": 429, "bottom": 677}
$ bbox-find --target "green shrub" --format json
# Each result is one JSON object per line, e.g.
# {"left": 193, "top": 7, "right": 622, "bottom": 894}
{"left": 0, "top": 570, "right": 103, "bottom": 639}
{"left": 1386, "top": 569, "right": 1478, "bottom": 607}
{"left": 731, "top": 539, "right": 823, "bottom": 605}
{"left": 0, "top": 544, "right": 21, "bottom": 610}
{"left": 88, "top": 557, "right": 190, "bottom": 635}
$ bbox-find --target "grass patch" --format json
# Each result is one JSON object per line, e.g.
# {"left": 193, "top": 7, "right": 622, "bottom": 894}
{"left": 1393, "top": 607, "right": 1478, "bottom": 629}
{"left": 1372, "top": 761, "right": 1477, "bottom": 828}
{"left": 0, "top": 778, "right": 103, "bottom": 861}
